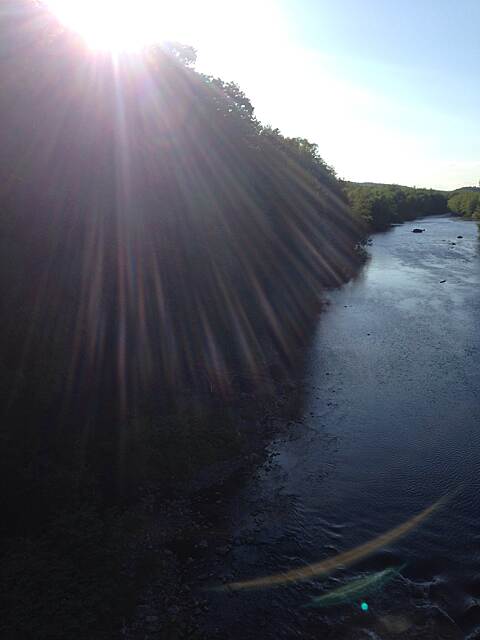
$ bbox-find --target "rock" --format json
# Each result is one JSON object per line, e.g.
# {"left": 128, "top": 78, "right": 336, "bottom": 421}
{"left": 146, "top": 615, "right": 159, "bottom": 623}
{"left": 216, "top": 545, "right": 231, "bottom": 556}
{"left": 412, "top": 228, "right": 425, "bottom": 233}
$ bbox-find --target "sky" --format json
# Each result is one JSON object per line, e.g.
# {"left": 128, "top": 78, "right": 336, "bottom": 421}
{"left": 191, "top": 0, "right": 480, "bottom": 190}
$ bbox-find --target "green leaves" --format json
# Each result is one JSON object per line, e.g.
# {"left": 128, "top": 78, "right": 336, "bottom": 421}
{"left": 448, "top": 190, "right": 480, "bottom": 219}
{"left": 345, "top": 183, "right": 449, "bottom": 230}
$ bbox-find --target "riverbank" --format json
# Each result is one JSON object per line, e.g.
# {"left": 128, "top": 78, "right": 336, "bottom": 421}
{"left": 123, "top": 375, "right": 308, "bottom": 639}
{"left": 1, "top": 334, "right": 317, "bottom": 639}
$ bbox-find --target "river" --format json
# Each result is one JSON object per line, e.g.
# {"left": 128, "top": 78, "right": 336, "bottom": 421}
{"left": 200, "top": 215, "right": 480, "bottom": 639}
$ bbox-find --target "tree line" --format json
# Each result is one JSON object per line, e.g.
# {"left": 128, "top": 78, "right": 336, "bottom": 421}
{"left": 344, "top": 182, "right": 450, "bottom": 230}
{"left": 345, "top": 182, "right": 480, "bottom": 230}
{"left": 447, "top": 189, "right": 480, "bottom": 219}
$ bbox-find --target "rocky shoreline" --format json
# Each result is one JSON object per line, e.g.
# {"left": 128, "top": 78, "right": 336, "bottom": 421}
{"left": 123, "top": 372, "right": 307, "bottom": 639}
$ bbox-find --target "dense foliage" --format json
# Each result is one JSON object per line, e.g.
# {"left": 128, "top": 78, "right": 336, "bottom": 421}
{"left": 0, "top": 3, "right": 360, "bottom": 428}
{"left": 0, "top": 5, "right": 364, "bottom": 633}
{"left": 448, "top": 189, "right": 480, "bottom": 219}
{"left": 4, "top": 3, "right": 471, "bottom": 637}
{"left": 345, "top": 183, "right": 449, "bottom": 230}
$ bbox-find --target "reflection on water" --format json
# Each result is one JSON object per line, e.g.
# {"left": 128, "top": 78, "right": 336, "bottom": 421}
{"left": 202, "top": 216, "right": 480, "bottom": 639}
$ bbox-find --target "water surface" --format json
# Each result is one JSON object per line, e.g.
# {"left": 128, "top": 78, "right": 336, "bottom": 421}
{"left": 205, "top": 216, "right": 480, "bottom": 639}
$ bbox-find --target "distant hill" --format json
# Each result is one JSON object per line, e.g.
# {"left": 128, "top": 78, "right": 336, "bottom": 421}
{"left": 346, "top": 181, "right": 411, "bottom": 188}
{"left": 345, "top": 180, "right": 449, "bottom": 193}
{"left": 347, "top": 181, "right": 480, "bottom": 196}
{"left": 449, "top": 186, "right": 480, "bottom": 195}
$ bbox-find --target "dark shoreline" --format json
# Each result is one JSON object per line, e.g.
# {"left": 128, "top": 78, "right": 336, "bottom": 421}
{"left": 122, "top": 260, "right": 368, "bottom": 638}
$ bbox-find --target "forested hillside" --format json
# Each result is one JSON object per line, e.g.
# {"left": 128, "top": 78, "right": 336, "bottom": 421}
{"left": 448, "top": 189, "right": 480, "bottom": 219}
{"left": 0, "top": 4, "right": 368, "bottom": 635}
{"left": 0, "top": 0, "right": 363, "bottom": 568}
{"left": 1, "top": 2, "right": 362, "bottom": 410}
{"left": 344, "top": 182, "right": 449, "bottom": 230}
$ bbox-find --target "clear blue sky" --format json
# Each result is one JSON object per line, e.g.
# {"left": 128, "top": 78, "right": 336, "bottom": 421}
{"left": 195, "top": 0, "right": 480, "bottom": 190}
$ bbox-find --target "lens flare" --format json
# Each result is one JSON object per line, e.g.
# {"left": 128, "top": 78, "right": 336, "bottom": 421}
{"left": 304, "top": 566, "right": 405, "bottom": 609}
{"left": 221, "top": 491, "right": 452, "bottom": 591}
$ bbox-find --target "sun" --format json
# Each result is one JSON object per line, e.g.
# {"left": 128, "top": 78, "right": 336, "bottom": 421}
{"left": 44, "top": 0, "right": 171, "bottom": 52}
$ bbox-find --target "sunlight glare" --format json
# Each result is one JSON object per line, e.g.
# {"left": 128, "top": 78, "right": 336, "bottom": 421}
{"left": 44, "top": 0, "right": 284, "bottom": 58}
{"left": 44, "top": 0, "right": 181, "bottom": 52}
